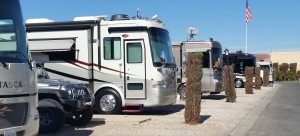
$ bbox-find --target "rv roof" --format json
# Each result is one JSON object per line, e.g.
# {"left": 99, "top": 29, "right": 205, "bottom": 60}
{"left": 26, "top": 18, "right": 54, "bottom": 24}
{"left": 183, "top": 48, "right": 208, "bottom": 52}
{"left": 74, "top": 15, "right": 107, "bottom": 21}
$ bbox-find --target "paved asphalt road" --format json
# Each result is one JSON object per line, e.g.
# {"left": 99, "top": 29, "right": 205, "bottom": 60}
{"left": 231, "top": 82, "right": 300, "bottom": 136}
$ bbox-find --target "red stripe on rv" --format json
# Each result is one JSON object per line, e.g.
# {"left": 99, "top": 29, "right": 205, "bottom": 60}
{"left": 73, "top": 60, "right": 124, "bottom": 73}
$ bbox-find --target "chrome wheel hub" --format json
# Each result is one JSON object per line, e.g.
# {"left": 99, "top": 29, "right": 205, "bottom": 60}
{"left": 100, "top": 94, "right": 116, "bottom": 111}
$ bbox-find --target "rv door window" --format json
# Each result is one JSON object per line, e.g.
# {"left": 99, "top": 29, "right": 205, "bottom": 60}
{"left": 104, "top": 37, "right": 121, "bottom": 60}
{"left": 127, "top": 42, "right": 142, "bottom": 63}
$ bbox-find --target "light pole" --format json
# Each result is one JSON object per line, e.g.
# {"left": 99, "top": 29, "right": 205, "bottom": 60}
{"left": 224, "top": 48, "right": 233, "bottom": 102}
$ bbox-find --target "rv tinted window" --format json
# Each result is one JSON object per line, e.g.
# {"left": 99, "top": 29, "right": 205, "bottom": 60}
{"left": 104, "top": 37, "right": 121, "bottom": 60}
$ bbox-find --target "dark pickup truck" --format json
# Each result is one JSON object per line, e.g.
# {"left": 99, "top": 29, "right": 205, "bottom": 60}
{"left": 36, "top": 64, "right": 94, "bottom": 133}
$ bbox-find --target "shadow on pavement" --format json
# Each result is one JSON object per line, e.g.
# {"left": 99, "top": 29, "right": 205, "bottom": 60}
{"left": 202, "top": 94, "right": 226, "bottom": 100}
{"left": 200, "top": 115, "right": 211, "bottom": 123}
{"left": 125, "top": 104, "right": 185, "bottom": 116}
{"left": 38, "top": 119, "right": 105, "bottom": 136}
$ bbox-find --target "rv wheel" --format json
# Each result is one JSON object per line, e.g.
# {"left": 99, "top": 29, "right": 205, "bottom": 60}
{"left": 95, "top": 88, "right": 122, "bottom": 114}
{"left": 235, "top": 79, "right": 244, "bottom": 88}
{"left": 178, "top": 85, "right": 186, "bottom": 100}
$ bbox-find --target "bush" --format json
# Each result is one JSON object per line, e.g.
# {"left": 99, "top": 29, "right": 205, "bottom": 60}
{"left": 245, "top": 67, "right": 254, "bottom": 94}
{"left": 255, "top": 67, "right": 261, "bottom": 89}
{"left": 222, "top": 64, "right": 236, "bottom": 102}
{"left": 297, "top": 71, "right": 300, "bottom": 80}
{"left": 280, "top": 63, "right": 289, "bottom": 74}
{"left": 263, "top": 68, "right": 269, "bottom": 87}
{"left": 273, "top": 62, "right": 279, "bottom": 81}
{"left": 289, "top": 63, "right": 298, "bottom": 81}
{"left": 184, "top": 52, "right": 202, "bottom": 124}
{"left": 290, "top": 63, "right": 297, "bottom": 75}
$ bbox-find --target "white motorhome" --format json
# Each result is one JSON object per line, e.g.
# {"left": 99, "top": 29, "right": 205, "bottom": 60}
{"left": 0, "top": 0, "right": 39, "bottom": 135}
{"left": 256, "top": 61, "right": 274, "bottom": 86}
{"left": 172, "top": 39, "right": 223, "bottom": 99}
{"left": 26, "top": 14, "right": 177, "bottom": 114}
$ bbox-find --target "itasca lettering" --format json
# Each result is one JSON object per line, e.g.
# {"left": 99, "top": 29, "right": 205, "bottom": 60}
{"left": 0, "top": 81, "right": 22, "bottom": 88}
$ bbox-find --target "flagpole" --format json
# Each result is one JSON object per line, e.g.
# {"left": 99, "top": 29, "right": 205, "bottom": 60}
{"left": 246, "top": 22, "right": 248, "bottom": 53}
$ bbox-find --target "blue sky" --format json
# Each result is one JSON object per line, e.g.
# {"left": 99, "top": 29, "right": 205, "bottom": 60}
{"left": 20, "top": 0, "right": 300, "bottom": 54}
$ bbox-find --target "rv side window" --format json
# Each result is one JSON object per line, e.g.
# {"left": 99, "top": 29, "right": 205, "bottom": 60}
{"left": 104, "top": 37, "right": 121, "bottom": 60}
{"left": 127, "top": 42, "right": 142, "bottom": 63}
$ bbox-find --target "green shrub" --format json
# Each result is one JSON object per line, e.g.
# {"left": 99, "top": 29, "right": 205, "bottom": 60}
{"left": 255, "top": 67, "right": 261, "bottom": 89}
{"left": 280, "top": 63, "right": 289, "bottom": 74}
{"left": 184, "top": 52, "right": 202, "bottom": 124}
{"left": 289, "top": 63, "right": 298, "bottom": 81}
{"left": 222, "top": 64, "right": 236, "bottom": 102}
{"left": 290, "top": 63, "right": 297, "bottom": 74}
{"left": 273, "top": 62, "right": 279, "bottom": 81}
{"left": 297, "top": 71, "right": 300, "bottom": 80}
{"left": 263, "top": 68, "right": 269, "bottom": 86}
{"left": 245, "top": 67, "right": 254, "bottom": 94}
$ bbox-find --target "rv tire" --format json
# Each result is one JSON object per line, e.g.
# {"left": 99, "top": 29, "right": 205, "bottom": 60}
{"left": 38, "top": 99, "right": 64, "bottom": 134}
{"left": 235, "top": 79, "right": 244, "bottom": 88}
{"left": 178, "top": 85, "right": 186, "bottom": 100}
{"left": 95, "top": 88, "right": 122, "bottom": 114}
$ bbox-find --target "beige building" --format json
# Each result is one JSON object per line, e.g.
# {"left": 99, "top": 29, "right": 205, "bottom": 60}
{"left": 271, "top": 52, "right": 300, "bottom": 71}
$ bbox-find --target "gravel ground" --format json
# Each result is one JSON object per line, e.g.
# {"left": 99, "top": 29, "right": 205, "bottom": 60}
{"left": 40, "top": 84, "right": 279, "bottom": 136}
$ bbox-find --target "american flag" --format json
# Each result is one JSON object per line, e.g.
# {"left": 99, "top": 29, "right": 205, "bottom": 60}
{"left": 246, "top": 0, "right": 253, "bottom": 24}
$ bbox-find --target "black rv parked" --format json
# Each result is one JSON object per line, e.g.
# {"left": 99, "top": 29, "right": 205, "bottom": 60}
{"left": 223, "top": 53, "right": 256, "bottom": 88}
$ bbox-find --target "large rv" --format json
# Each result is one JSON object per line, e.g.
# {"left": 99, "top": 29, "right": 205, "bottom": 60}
{"left": 0, "top": 0, "right": 39, "bottom": 135}
{"left": 256, "top": 61, "right": 274, "bottom": 86}
{"left": 222, "top": 53, "right": 256, "bottom": 88}
{"left": 26, "top": 14, "right": 177, "bottom": 114}
{"left": 172, "top": 39, "right": 223, "bottom": 99}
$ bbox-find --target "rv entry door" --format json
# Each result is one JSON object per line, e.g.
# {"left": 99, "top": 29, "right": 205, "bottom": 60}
{"left": 124, "top": 40, "right": 146, "bottom": 99}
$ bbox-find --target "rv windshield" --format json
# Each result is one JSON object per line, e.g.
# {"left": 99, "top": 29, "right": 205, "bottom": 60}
{"left": 0, "top": 19, "right": 17, "bottom": 50}
{"left": 0, "top": 2, "right": 29, "bottom": 63}
{"left": 212, "top": 47, "right": 222, "bottom": 68}
{"left": 149, "top": 27, "right": 175, "bottom": 68}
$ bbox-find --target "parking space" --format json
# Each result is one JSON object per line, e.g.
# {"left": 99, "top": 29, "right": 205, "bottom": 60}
{"left": 39, "top": 85, "right": 278, "bottom": 136}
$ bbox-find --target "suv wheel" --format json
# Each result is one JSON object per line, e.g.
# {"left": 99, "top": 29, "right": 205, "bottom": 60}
{"left": 38, "top": 99, "right": 64, "bottom": 134}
